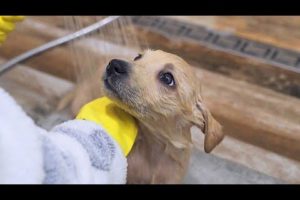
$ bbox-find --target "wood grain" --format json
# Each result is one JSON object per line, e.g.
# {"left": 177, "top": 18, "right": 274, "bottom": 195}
{"left": 132, "top": 24, "right": 300, "bottom": 98}
{"left": 0, "top": 17, "right": 139, "bottom": 82}
{"left": 167, "top": 16, "right": 300, "bottom": 52}
{"left": 1, "top": 16, "right": 300, "bottom": 182}
{"left": 199, "top": 67, "right": 300, "bottom": 161}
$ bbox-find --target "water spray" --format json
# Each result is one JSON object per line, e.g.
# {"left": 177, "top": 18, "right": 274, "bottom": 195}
{"left": 0, "top": 16, "right": 121, "bottom": 76}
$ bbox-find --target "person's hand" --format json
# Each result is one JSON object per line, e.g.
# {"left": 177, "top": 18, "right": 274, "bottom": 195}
{"left": 0, "top": 16, "right": 25, "bottom": 44}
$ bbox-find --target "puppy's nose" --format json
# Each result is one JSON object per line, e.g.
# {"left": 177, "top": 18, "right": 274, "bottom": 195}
{"left": 106, "top": 59, "right": 129, "bottom": 76}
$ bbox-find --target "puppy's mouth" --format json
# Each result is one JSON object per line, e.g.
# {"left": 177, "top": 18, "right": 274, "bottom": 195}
{"left": 103, "top": 59, "right": 148, "bottom": 118}
{"left": 103, "top": 77, "right": 118, "bottom": 96}
{"left": 103, "top": 76, "right": 137, "bottom": 115}
{"left": 103, "top": 75, "right": 126, "bottom": 104}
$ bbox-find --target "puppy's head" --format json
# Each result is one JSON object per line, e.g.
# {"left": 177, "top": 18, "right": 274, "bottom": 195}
{"left": 103, "top": 49, "right": 224, "bottom": 153}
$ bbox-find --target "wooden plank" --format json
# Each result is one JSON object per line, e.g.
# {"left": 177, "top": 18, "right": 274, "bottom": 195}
{"left": 0, "top": 17, "right": 139, "bottom": 82}
{"left": 132, "top": 20, "right": 300, "bottom": 98}
{"left": 191, "top": 127, "right": 300, "bottom": 184}
{"left": 28, "top": 16, "right": 105, "bottom": 29}
{"left": 198, "top": 67, "right": 300, "bottom": 162}
{"left": 4, "top": 16, "right": 300, "bottom": 98}
{"left": 0, "top": 31, "right": 78, "bottom": 81}
{"left": 217, "top": 137, "right": 300, "bottom": 184}
{"left": 10, "top": 16, "right": 300, "bottom": 99}
{"left": 0, "top": 57, "right": 74, "bottom": 128}
{"left": 167, "top": 16, "right": 300, "bottom": 52}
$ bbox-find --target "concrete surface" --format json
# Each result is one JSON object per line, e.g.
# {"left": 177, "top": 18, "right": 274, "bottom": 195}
{"left": 183, "top": 149, "right": 284, "bottom": 184}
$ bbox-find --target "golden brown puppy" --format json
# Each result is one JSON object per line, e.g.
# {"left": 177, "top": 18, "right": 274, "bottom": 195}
{"left": 60, "top": 49, "right": 224, "bottom": 183}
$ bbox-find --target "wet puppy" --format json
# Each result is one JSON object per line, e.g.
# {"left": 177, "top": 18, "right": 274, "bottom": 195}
{"left": 62, "top": 50, "right": 224, "bottom": 183}
{"left": 103, "top": 50, "right": 224, "bottom": 183}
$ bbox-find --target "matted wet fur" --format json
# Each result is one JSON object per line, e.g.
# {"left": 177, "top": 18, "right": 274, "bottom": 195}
{"left": 58, "top": 50, "right": 224, "bottom": 184}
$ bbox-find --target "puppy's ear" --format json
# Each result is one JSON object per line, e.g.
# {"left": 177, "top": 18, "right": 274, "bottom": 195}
{"left": 190, "top": 99, "right": 224, "bottom": 153}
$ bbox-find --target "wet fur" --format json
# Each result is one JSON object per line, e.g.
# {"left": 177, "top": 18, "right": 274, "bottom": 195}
{"left": 58, "top": 50, "right": 224, "bottom": 183}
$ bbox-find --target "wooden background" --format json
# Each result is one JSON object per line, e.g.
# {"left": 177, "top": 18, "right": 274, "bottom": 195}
{"left": 0, "top": 16, "right": 300, "bottom": 183}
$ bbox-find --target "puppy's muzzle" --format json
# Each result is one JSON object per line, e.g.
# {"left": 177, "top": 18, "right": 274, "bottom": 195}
{"left": 106, "top": 59, "right": 130, "bottom": 77}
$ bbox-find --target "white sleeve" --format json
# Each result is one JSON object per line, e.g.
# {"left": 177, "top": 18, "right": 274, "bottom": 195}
{"left": 0, "top": 88, "right": 45, "bottom": 184}
{"left": 0, "top": 88, "right": 127, "bottom": 184}
{"left": 48, "top": 120, "right": 127, "bottom": 184}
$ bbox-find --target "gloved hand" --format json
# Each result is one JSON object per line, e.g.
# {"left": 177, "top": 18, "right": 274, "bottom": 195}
{"left": 0, "top": 88, "right": 131, "bottom": 184}
{"left": 0, "top": 16, "right": 25, "bottom": 44}
{"left": 76, "top": 97, "right": 138, "bottom": 156}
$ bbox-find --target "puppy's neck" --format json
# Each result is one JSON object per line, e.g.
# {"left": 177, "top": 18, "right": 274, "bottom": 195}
{"left": 136, "top": 118, "right": 192, "bottom": 150}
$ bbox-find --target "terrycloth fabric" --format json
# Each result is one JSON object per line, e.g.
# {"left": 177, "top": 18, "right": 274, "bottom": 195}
{"left": 76, "top": 97, "right": 138, "bottom": 156}
{"left": 0, "top": 88, "right": 127, "bottom": 184}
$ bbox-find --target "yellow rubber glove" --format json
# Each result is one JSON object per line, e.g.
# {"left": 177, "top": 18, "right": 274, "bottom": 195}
{"left": 76, "top": 96, "right": 138, "bottom": 156}
{"left": 0, "top": 16, "right": 25, "bottom": 44}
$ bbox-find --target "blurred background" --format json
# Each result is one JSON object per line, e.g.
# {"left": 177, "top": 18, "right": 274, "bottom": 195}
{"left": 0, "top": 16, "right": 299, "bottom": 184}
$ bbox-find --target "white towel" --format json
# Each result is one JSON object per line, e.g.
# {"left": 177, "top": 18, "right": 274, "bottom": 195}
{"left": 0, "top": 88, "right": 127, "bottom": 184}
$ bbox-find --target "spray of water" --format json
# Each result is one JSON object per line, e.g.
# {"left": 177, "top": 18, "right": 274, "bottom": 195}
{"left": 63, "top": 16, "right": 146, "bottom": 86}
{"left": 52, "top": 16, "right": 151, "bottom": 113}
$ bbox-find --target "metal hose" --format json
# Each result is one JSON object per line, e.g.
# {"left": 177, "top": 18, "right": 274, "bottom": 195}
{"left": 0, "top": 16, "right": 121, "bottom": 76}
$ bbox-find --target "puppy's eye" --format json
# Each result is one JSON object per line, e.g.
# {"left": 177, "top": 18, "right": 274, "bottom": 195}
{"left": 159, "top": 72, "right": 175, "bottom": 87}
{"left": 134, "top": 54, "right": 142, "bottom": 61}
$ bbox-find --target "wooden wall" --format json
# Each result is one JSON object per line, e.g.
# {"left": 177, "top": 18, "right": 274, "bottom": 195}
{"left": 0, "top": 16, "right": 300, "bottom": 183}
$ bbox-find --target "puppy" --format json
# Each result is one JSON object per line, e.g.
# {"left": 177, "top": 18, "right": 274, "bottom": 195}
{"left": 61, "top": 49, "right": 224, "bottom": 183}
